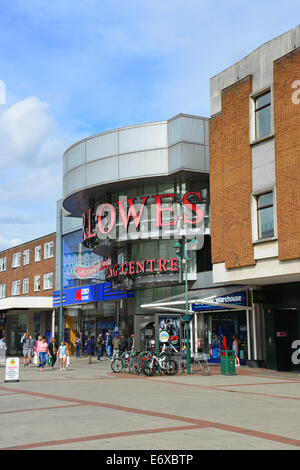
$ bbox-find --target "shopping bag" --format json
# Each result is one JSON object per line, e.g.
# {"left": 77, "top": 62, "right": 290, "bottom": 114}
{"left": 66, "top": 356, "right": 70, "bottom": 368}
{"left": 47, "top": 355, "right": 53, "bottom": 366}
{"left": 33, "top": 353, "right": 38, "bottom": 365}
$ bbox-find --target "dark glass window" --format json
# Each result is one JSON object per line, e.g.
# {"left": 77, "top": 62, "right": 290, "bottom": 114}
{"left": 257, "top": 192, "right": 274, "bottom": 239}
{"left": 255, "top": 91, "right": 271, "bottom": 139}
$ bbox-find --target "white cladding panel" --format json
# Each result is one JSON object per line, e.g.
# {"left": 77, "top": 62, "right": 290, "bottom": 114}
{"left": 119, "top": 149, "right": 168, "bottom": 179}
{"left": 85, "top": 131, "right": 118, "bottom": 162}
{"left": 119, "top": 122, "right": 167, "bottom": 154}
{"left": 168, "top": 115, "right": 205, "bottom": 146}
{"left": 67, "top": 142, "right": 85, "bottom": 172}
{"left": 86, "top": 156, "right": 119, "bottom": 185}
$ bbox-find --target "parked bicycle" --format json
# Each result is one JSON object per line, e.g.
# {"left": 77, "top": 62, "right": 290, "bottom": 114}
{"left": 142, "top": 351, "right": 178, "bottom": 376}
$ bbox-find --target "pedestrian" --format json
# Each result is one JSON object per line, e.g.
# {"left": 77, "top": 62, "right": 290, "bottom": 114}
{"left": 119, "top": 334, "right": 127, "bottom": 352}
{"left": 34, "top": 335, "right": 42, "bottom": 367}
{"left": 112, "top": 334, "right": 121, "bottom": 360}
{"left": 57, "top": 340, "right": 69, "bottom": 371}
{"left": 85, "top": 336, "right": 95, "bottom": 364}
{"left": 75, "top": 335, "right": 81, "bottom": 359}
{"left": 29, "top": 335, "right": 35, "bottom": 365}
{"left": 126, "top": 333, "right": 135, "bottom": 351}
{"left": 232, "top": 334, "right": 240, "bottom": 367}
{"left": 96, "top": 333, "right": 104, "bottom": 360}
{"left": 48, "top": 337, "right": 58, "bottom": 368}
{"left": 21, "top": 333, "right": 31, "bottom": 367}
{"left": 37, "top": 336, "right": 49, "bottom": 371}
{"left": 105, "top": 331, "right": 112, "bottom": 359}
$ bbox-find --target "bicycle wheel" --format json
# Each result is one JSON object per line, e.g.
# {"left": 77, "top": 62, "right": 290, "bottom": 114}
{"left": 163, "top": 359, "right": 178, "bottom": 376}
{"left": 111, "top": 358, "right": 122, "bottom": 373}
{"left": 142, "top": 359, "right": 156, "bottom": 377}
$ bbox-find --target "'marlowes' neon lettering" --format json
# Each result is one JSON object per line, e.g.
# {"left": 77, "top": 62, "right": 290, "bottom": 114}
{"left": 82, "top": 191, "right": 204, "bottom": 242}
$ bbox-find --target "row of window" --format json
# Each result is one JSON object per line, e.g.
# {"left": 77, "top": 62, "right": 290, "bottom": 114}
{"left": 0, "top": 273, "right": 53, "bottom": 298}
{"left": 0, "top": 242, "right": 54, "bottom": 272}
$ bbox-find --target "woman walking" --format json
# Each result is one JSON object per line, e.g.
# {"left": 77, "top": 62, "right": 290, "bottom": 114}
{"left": 37, "top": 336, "right": 49, "bottom": 371}
{"left": 57, "top": 340, "right": 69, "bottom": 371}
{"left": 232, "top": 334, "right": 240, "bottom": 367}
{"left": 48, "top": 337, "right": 58, "bottom": 368}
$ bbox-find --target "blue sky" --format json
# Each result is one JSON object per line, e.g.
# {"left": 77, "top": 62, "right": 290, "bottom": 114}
{"left": 0, "top": 0, "right": 299, "bottom": 250}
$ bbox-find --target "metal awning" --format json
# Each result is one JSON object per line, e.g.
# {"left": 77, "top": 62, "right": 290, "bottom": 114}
{"left": 139, "top": 321, "right": 154, "bottom": 329}
{"left": 141, "top": 285, "right": 252, "bottom": 314}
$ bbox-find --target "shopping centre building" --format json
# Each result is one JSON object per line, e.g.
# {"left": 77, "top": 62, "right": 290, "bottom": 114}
{"left": 52, "top": 25, "right": 299, "bottom": 370}
{"left": 55, "top": 113, "right": 255, "bottom": 363}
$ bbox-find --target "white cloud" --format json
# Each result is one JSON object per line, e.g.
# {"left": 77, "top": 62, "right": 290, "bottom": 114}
{"left": 0, "top": 96, "right": 76, "bottom": 251}
{"left": 0, "top": 97, "right": 56, "bottom": 166}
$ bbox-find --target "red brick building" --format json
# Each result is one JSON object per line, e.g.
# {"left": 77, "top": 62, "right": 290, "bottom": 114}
{"left": 209, "top": 26, "right": 300, "bottom": 370}
{"left": 0, "top": 233, "right": 56, "bottom": 355}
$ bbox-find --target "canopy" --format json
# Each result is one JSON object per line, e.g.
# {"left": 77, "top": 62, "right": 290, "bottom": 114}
{"left": 140, "top": 285, "right": 251, "bottom": 314}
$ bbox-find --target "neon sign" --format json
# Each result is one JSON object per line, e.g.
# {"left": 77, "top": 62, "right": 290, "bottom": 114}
{"left": 82, "top": 191, "right": 204, "bottom": 242}
{"left": 105, "top": 257, "right": 179, "bottom": 279}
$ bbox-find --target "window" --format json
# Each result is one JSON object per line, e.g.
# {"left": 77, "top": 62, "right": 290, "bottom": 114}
{"left": 11, "top": 280, "right": 20, "bottom": 296}
{"left": 257, "top": 192, "right": 274, "bottom": 239}
{"left": 34, "top": 275, "right": 40, "bottom": 292}
{"left": 12, "top": 252, "right": 21, "bottom": 268}
{"left": 0, "top": 284, "right": 6, "bottom": 298}
{"left": 0, "top": 257, "right": 6, "bottom": 272}
{"left": 43, "top": 272, "right": 53, "bottom": 290}
{"left": 255, "top": 90, "right": 271, "bottom": 139}
{"left": 23, "top": 278, "right": 29, "bottom": 294}
{"left": 35, "top": 246, "right": 41, "bottom": 262}
{"left": 44, "top": 242, "right": 54, "bottom": 259}
{"left": 23, "top": 249, "right": 30, "bottom": 265}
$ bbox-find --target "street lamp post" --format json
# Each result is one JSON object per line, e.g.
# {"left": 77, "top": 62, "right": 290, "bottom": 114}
{"left": 174, "top": 238, "right": 196, "bottom": 375}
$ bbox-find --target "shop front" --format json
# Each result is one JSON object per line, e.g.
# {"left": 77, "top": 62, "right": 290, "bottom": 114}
{"left": 0, "top": 297, "right": 54, "bottom": 355}
{"left": 141, "top": 286, "right": 252, "bottom": 364}
{"left": 53, "top": 282, "right": 134, "bottom": 354}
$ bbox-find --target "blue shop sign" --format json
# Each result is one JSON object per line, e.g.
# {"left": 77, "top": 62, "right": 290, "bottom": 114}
{"left": 192, "top": 291, "right": 247, "bottom": 312}
{"left": 53, "top": 282, "right": 134, "bottom": 307}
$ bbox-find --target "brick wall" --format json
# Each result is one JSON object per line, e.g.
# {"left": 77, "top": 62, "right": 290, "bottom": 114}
{"left": 0, "top": 233, "right": 56, "bottom": 298}
{"left": 210, "top": 75, "right": 256, "bottom": 269}
{"left": 274, "top": 47, "right": 300, "bottom": 261}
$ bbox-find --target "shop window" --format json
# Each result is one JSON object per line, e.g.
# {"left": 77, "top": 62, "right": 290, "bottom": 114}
{"left": 34, "top": 275, "right": 40, "bottom": 292}
{"left": 257, "top": 191, "right": 274, "bottom": 239}
{"left": 12, "top": 252, "right": 21, "bottom": 268}
{"left": 254, "top": 90, "right": 271, "bottom": 139}
{"left": 23, "top": 249, "right": 30, "bottom": 265}
{"left": 44, "top": 241, "right": 54, "bottom": 259}
{"left": 0, "top": 284, "right": 6, "bottom": 298}
{"left": 43, "top": 272, "right": 53, "bottom": 290}
{"left": 23, "top": 278, "right": 29, "bottom": 294}
{"left": 11, "top": 280, "right": 20, "bottom": 296}
{"left": 0, "top": 257, "right": 6, "bottom": 272}
{"left": 35, "top": 246, "right": 41, "bottom": 262}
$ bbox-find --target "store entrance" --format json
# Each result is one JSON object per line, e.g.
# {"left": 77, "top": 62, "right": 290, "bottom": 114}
{"left": 206, "top": 311, "right": 247, "bottom": 365}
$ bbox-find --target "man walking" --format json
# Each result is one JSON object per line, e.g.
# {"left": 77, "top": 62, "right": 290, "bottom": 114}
{"left": 112, "top": 334, "right": 121, "bottom": 360}
{"left": 21, "top": 333, "right": 31, "bottom": 367}
{"left": 127, "top": 333, "right": 135, "bottom": 352}
{"left": 85, "top": 336, "right": 95, "bottom": 364}
{"left": 105, "top": 331, "right": 112, "bottom": 359}
{"left": 96, "top": 333, "right": 104, "bottom": 360}
{"left": 120, "top": 334, "right": 127, "bottom": 352}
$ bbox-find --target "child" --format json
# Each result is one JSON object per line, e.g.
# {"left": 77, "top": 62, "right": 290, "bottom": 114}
{"left": 57, "top": 340, "right": 69, "bottom": 371}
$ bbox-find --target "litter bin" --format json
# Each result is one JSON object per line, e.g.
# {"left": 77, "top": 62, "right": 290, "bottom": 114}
{"left": 221, "top": 350, "right": 236, "bottom": 376}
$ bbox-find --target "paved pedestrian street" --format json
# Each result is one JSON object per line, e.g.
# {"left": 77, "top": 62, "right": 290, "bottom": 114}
{"left": 0, "top": 358, "right": 300, "bottom": 451}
